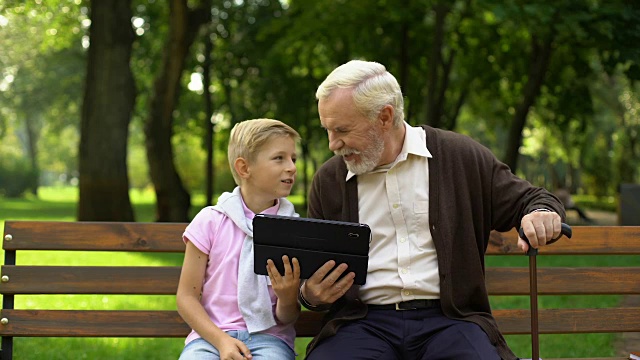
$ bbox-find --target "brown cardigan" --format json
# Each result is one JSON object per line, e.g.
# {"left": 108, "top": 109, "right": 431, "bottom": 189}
{"left": 305, "top": 125, "right": 565, "bottom": 360}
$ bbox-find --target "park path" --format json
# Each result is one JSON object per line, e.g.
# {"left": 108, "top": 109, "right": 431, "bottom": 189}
{"left": 564, "top": 208, "right": 617, "bottom": 226}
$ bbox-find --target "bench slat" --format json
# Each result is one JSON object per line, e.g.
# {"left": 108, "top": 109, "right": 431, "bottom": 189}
{"left": 494, "top": 307, "right": 640, "bottom": 334}
{"left": 0, "top": 310, "right": 323, "bottom": 338}
{"left": 544, "top": 358, "right": 627, "bottom": 360}
{"left": 2, "top": 308, "right": 639, "bottom": 337}
{"left": 487, "top": 226, "right": 640, "bottom": 255}
{"left": 0, "top": 266, "right": 181, "bottom": 294}
{"left": 3, "top": 265, "right": 638, "bottom": 296}
{"left": 0, "top": 310, "right": 190, "bottom": 337}
{"left": 486, "top": 267, "right": 640, "bottom": 295}
{"left": 296, "top": 311, "right": 324, "bottom": 337}
{"left": 2, "top": 221, "right": 186, "bottom": 252}
{"left": 5, "top": 221, "right": 640, "bottom": 255}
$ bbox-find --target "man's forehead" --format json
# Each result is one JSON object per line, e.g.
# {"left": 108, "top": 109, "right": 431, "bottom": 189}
{"left": 319, "top": 112, "right": 353, "bottom": 130}
{"left": 319, "top": 92, "right": 359, "bottom": 126}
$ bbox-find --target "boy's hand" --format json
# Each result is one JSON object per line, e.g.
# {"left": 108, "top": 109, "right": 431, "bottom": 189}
{"left": 266, "top": 255, "right": 301, "bottom": 304}
{"left": 214, "top": 333, "right": 252, "bottom": 360}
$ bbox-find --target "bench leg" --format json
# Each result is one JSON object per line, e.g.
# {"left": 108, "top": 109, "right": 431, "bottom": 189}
{"left": 1, "top": 335, "right": 13, "bottom": 360}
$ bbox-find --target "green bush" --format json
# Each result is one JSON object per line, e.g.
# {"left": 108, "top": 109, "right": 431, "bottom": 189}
{"left": 0, "top": 155, "right": 37, "bottom": 197}
{"left": 573, "top": 194, "right": 617, "bottom": 212}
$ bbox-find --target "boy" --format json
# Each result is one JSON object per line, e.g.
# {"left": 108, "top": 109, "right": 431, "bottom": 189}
{"left": 177, "top": 118, "right": 301, "bottom": 360}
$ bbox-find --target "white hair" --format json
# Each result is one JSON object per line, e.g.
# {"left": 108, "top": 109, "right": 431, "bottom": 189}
{"left": 315, "top": 60, "right": 404, "bottom": 127}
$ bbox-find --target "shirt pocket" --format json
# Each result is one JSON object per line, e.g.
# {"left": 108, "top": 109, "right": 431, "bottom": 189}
{"left": 414, "top": 201, "right": 429, "bottom": 214}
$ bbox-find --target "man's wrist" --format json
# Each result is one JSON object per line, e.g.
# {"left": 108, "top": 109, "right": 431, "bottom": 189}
{"left": 299, "top": 282, "right": 330, "bottom": 312}
{"left": 529, "top": 208, "right": 552, "bottom": 214}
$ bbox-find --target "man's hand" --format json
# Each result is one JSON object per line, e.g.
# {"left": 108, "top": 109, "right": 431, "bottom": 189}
{"left": 518, "top": 211, "right": 562, "bottom": 253}
{"left": 301, "top": 260, "right": 355, "bottom": 307}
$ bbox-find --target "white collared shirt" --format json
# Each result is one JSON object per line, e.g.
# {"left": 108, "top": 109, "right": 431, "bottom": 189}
{"left": 348, "top": 123, "right": 439, "bottom": 304}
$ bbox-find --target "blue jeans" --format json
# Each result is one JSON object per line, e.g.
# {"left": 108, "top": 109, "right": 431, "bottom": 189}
{"left": 179, "top": 330, "right": 295, "bottom": 360}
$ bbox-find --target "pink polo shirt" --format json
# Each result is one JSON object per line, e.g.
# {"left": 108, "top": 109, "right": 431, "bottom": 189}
{"left": 182, "top": 199, "right": 296, "bottom": 349}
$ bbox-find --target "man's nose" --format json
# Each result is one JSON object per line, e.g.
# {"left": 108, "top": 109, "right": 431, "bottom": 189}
{"left": 328, "top": 133, "right": 343, "bottom": 152}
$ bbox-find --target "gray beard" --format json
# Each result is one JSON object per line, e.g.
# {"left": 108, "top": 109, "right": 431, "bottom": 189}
{"left": 344, "top": 135, "right": 385, "bottom": 175}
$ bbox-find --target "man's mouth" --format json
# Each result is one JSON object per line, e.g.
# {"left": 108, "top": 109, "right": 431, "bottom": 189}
{"left": 336, "top": 149, "right": 360, "bottom": 162}
{"left": 281, "top": 179, "right": 293, "bottom": 184}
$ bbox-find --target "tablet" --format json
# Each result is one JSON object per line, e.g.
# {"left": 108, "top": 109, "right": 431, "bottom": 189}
{"left": 252, "top": 214, "right": 371, "bottom": 285}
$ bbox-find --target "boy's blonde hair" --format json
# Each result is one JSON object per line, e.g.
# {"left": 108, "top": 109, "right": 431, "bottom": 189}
{"left": 228, "top": 118, "right": 300, "bottom": 185}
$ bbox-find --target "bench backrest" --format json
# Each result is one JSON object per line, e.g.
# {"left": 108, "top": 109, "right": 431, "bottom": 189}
{"left": 1, "top": 221, "right": 639, "bottom": 354}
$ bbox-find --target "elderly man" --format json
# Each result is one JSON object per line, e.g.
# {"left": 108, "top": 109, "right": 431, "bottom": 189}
{"left": 299, "top": 60, "right": 565, "bottom": 360}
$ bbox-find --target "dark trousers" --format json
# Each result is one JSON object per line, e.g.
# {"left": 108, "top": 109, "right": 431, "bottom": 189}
{"left": 306, "top": 307, "right": 501, "bottom": 360}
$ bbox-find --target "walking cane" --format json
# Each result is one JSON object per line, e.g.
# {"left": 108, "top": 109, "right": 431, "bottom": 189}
{"left": 518, "top": 223, "right": 572, "bottom": 360}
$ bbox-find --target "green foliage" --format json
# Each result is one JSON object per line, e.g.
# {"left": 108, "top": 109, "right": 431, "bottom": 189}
{"left": 573, "top": 194, "right": 617, "bottom": 212}
{"left": 172, "top": 127, "right": 236, "bottom": 195}
{"left": 0, "top": 0, "right": 85, "bottom": 194}
{"left": 1, "top": 1, "right": 639, "bottom": 212}
{"left": 0, "top": 154, "right": 37, "bottom": 197}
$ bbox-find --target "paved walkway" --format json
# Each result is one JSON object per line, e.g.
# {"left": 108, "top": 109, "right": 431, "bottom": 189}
{"left": 564, "top": 208, "right": 617, "bottom": 226}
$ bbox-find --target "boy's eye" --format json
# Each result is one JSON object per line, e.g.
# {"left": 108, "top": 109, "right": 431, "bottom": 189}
{"left": 292, "top": 158, "right": 297, "bottom": 163}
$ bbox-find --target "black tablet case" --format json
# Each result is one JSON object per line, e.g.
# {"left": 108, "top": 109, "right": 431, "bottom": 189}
{"left": 252, "top": 214, "right": 371, "bottom": 285}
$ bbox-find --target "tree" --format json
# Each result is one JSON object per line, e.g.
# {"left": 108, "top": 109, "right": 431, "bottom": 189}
{"left": 143, "top": 0, "right": 210, "bottom": 222}
{"left": 0, "top": 1, "right": 85, "bottom": 196}
{"left": 486, "top": 0, "right": 640, "bottom": 174}
{"left": 78, "top": 0, "right": 135, "bottom": 221}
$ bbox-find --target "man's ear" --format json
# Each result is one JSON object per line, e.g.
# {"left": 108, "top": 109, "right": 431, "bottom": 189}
{"left": 234, "top": 157, "right": 250, "bottom": 179}
{"left": 379, "top": 104, "right": 394, "bottom": 130}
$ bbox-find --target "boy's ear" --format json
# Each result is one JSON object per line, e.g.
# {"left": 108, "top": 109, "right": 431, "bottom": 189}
{"left": 234, "top": 157, "right": 250, "bottom": 179}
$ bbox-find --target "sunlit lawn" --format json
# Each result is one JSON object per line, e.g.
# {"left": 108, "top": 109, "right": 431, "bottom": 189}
{"left": 0, "top": 187, "right": 630, "bottom": 359}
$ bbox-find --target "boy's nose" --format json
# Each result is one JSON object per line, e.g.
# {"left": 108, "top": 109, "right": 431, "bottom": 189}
{"left": 287, "top": 160, "right": 297, "bottom": 173}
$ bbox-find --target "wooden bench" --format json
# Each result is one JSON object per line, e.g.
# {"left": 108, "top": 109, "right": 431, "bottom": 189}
{"left": 1, "top": 221, "right": 638, "bottom": 359}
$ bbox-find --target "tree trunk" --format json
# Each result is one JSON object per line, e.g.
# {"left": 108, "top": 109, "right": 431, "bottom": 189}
{"left": 399, "top": 21, "right": 409, "bottom": 100}
{"left": 504, "top": 34, "right": 554, "bottom": 173}
{"left": 78, "top": 0, "right": 135, "bottom": 221}
{"left": 447, "top": 88, "right": 467, "bottom": 131}
{"left": 144, "top": 0, "right": 210, "bottom": 222}
{"left": 203, "top": 26, "right": 215, "bottom": 207}
{"left": 425, "top": 2, "right": 449, "bottom": 128}
{"left": 24, "top": 113, "right": 40, "bottom": 196}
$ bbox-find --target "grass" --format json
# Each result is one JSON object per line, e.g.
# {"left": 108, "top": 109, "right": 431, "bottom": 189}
{"left": 0, "top": 187, "right": 629, "bottom": 359}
